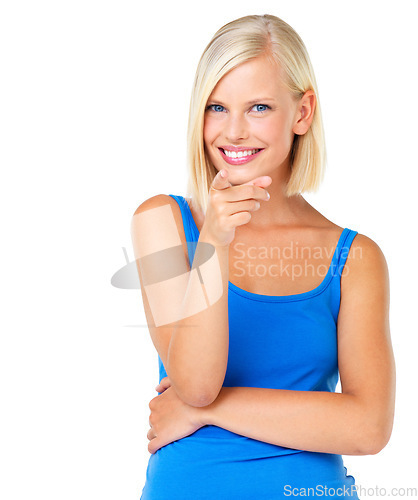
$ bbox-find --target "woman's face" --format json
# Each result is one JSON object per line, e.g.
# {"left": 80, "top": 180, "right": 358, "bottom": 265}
{"left": 203, "top": 55, "right": 304, "bottom": 185}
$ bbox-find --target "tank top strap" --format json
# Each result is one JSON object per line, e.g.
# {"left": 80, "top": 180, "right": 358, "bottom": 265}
{"left": 328, "top": 228, "right": 359, "bottom": 321}
{"left": 168, "top": 194, "right": 199, "bottom": 268}
{"left": 334, "top": 228, "right": 358, "bottom": 277}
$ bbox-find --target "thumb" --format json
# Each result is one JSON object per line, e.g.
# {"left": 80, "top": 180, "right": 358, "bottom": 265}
{"left": 155, "top": 376, "right": 172, "bottom": 393}
{"left": 210, "top": 169, "right": 231, "bottom": 192}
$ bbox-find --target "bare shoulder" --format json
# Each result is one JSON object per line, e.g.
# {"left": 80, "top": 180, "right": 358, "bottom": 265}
{"left": 131, "top": 194, "right": 190, "bottom": 264}
{"left": 132, "top": 193, "right": 179, "bottom": 216}
{"left": 340, "top": 232, "right": 390, "bottom": 315}
{"left": 132, "top": 194, "right": 184, "bottom": 231}
{"left": 344, "top": 232, "right": 389, "bottom": 281}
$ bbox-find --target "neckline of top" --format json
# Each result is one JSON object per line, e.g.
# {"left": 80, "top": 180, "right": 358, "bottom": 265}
{"left": 179, "top": 195, "right": 350, "bottom": 303}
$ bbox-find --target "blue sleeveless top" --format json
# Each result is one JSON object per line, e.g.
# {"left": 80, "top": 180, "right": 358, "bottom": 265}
{"left": 140, "top": 194, "right": 360, "bottom": 499}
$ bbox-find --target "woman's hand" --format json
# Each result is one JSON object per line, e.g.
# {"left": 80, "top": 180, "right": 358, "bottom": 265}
{"left": 147, "top": 377, "right": 206, "bottom": 454}
{"left": 202, "top": 169, "right": 272, "bottom": 247}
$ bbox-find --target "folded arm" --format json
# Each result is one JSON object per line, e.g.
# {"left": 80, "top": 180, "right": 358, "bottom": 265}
{"left": 197, "top": 235, "right": 396, "bottom": 456}
{"left": 200, "top": 387, "right": 372, "bottom": 455}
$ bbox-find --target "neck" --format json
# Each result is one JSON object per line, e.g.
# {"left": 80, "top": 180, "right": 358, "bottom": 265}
{"left": 244, "top": 167, "right": 309, "bottom": 230}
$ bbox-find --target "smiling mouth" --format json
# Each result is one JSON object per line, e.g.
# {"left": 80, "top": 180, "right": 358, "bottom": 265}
{"left": 218, "top": 148, "right": 263, "bottom": 158}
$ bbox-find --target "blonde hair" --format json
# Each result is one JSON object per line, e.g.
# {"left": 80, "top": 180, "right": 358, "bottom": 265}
{"left": 185, "top": 13, "right": 327, "bottom": 215}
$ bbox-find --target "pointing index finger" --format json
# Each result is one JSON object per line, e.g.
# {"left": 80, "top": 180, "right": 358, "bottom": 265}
{"left": 210, "top": 169, "right": 231, "bottom": 192}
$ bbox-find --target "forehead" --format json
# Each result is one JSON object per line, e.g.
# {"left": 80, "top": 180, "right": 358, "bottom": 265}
{"left": 208, "top": 55, "right": 288, "bottom": 101}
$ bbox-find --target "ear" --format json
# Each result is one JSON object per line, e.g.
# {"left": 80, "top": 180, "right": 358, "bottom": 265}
{"left": 292, "top": 90, "right": 316, "bottom": 136}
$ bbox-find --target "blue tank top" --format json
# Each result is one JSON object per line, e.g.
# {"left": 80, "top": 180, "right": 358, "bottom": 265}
{"left": 140, "top": 194, "right": 359, "bottom": 499}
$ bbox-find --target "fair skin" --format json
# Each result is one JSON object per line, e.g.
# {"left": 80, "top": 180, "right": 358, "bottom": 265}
{"left": 146, "top": 54, "right": 396, "bottom": 456}
{"left": 203, "top": 53, "right": 314, "bottom": 230}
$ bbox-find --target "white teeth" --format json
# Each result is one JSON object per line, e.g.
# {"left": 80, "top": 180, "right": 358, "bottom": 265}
{"left": 223, "top": 148, "right": 259, "bottom": 158}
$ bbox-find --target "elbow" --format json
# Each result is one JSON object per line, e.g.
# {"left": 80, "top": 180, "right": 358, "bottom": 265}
{"left": 358, "top": 417, "right": 394, "bottom": 455}
{"left": 187, "top": 394, "right": 217, "bottom": 408}
{"left": 359, "top": 433, "right": 390, "bottom": 456}
{"left": 182, "top": 387, "right": 221, "bottom": 408}
{"left": 171, "top": 380, "right": 221, "bottom": 408}
{"left": 166, "top": 356, "right": 226, "bottom": 408}
{"left": 168, "top": 365, "right": 224, "bottom": 407}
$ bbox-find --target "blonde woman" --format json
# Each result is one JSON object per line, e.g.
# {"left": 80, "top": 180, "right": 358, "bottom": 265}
{"left": 131, "top": 14, "right": 395, "bottom": 499}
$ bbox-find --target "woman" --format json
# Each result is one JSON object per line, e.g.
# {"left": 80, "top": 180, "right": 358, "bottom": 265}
{"left": 131, "top": 13, "right": 395, "bottom": 499}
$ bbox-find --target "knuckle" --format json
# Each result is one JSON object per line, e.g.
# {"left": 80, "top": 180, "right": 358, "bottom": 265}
{"left": 209, "top": 188, "right": 220, "bottom": 200}
{"left": 221, "top": 217, "right": 231, "bottom": 230}
{"left": 214, "top": 200, "right": 224, "bottom": 212}
{"left": 215, "top": 209, "right": 225, "bottom": 224}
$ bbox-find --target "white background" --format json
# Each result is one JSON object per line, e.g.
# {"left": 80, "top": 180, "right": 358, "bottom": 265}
{"left": 1, "top": 0, "right": 417, "bottom": 499}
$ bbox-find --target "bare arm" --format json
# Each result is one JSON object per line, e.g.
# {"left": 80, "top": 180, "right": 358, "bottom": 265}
{"left": 195, "top": 234, "right": 396, "bottom": 455}
{"left": 166, "top": 228, "right": 230, "bottom": 407}
{"left": 131, "top": 194, "right": 230, "bottom": 407}
{"left": 132, "top": 175, "right": 270, "bottom": 407}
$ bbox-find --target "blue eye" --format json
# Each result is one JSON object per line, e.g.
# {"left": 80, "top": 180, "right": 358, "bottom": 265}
{"left": 252, "top": 104, "right": 270, "bottom": 113}
{"left": 205, "top": 103, "right": 271, "bottom": 113}
{"left": 206, "top": 104, "right": 225, "bottom": 112}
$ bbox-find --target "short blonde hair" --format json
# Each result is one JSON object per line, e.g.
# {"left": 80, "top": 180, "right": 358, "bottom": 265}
{"left": 185, "top": 13, "right": 327, "bottom": 215}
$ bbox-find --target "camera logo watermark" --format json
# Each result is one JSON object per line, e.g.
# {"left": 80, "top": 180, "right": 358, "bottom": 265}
{"left": 113, "top": 204, "right": 222, "bottom": 327}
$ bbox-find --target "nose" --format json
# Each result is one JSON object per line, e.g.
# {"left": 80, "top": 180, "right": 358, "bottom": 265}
{"left": 224, "top": 112, "right": 249, "bottom": 143}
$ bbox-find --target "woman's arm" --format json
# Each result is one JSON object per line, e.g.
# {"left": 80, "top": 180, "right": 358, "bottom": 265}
{"left": 196, "top": 234, "right": 396, "bottom": 456}
{"left": 199, "top": 388, "right": 374, "bottom": 456}
{"left": 149, "top": 234, "right": 395, "bottom": 456}
{"left": 131, "top": 194, "right": 229, "bottom": 408}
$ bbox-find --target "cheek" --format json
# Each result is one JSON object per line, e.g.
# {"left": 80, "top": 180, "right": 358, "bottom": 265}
{"left": 256, "top": 117, "right": 292, "bottom": 148}
{"left": 203, "top": 121, "right": 219, "bottom": 162}
{"left": 253, "top": 119, "right": 281, "bottom": 142}
{"left": 203, "top": 118, "right": 218, "bottom": 145}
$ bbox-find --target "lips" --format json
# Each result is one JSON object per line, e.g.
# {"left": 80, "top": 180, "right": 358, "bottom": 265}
{"left": 219, "top": 145, "right": 264, "bottom": 153}
{"left": 218, "top": 147, "right": 264, "bottom": 165}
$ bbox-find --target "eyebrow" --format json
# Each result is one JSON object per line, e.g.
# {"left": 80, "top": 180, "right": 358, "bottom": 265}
{"left": 207, "top": 97, "right": 277, "bottom": 106}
